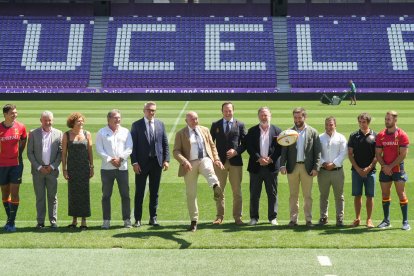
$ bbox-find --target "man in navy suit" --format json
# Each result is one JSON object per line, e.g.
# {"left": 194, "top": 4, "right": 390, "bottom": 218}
{"left": 246, "top": 107, "right": 282, "bottom": 226}
{"left": 130, "top": 102, "right": 170, "bottom": 227}
{"left": 210, "top": 102, "right": 246, "bottom": 225}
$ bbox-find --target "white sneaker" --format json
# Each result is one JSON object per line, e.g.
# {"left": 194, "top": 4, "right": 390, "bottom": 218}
{"left": 270, "top": 219, "right": 278, "bottom": 226}
{"left": 249, "top": 218, "right": 258, "bottom": 226}
{"left": 124, "top": 219, "right": 132, "bottom": 228}
{"left": 101, "top": 220, "right": 110, "bottom": 229}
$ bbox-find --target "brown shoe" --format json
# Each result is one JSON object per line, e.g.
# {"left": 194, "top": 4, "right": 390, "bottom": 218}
{"left": 213, "top": 217, "right": 223, "bottom": 225}
{"left": 351, "top": 219, "right": 361, "bottom": 227}
{"left": 213, "top": 184, "right": 223, "bottom": 201}
{"left": 235, "top": 219, "right": 244, "bottom": 226}
{"left": 288, "top": 221, "right": 298, "bottom": 227}
{"left": 366, "top": 219, "right": 374, "bottom": 228}
{"left": 188, "top": 221, "right": 197, "bottom": 232}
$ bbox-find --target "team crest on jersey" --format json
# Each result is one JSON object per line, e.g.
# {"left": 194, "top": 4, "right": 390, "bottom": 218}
{"left": 14, "top": 128, "right": 19, "bottom": 135}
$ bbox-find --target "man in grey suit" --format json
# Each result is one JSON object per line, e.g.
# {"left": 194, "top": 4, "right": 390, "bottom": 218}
{"left": 280, "top": 107, "right": 321, "bottom": 227}
{"left": 27, "top": 111, "right": 62, "bottom": 229}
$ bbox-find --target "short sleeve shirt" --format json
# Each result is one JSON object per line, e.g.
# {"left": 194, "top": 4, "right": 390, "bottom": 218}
{"left": 375, "top": 128, "right": 409, "bottom": 172}
{"left": 0, "top": 121, "right": 27, "bottom": 166}
{"left": 348, "top": 129, "right": 376, "bottom": 172}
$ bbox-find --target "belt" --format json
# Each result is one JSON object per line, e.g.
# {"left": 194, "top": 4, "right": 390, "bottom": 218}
{"left": 321, "top": 167, "right": 342, "bottom": 171}
{"left": 296, "top": 161, "right": 304, "bottom": 164}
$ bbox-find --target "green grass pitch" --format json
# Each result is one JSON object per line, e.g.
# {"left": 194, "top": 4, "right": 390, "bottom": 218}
{"left": 1, "top": 100, "right": 413, "bottom": 274}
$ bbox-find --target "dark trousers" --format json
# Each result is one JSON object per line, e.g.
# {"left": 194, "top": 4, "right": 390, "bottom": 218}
{"left": 249, "top": 167, "right": 278, "bottom": 221}
{"left": 134, "top": 157, "right": 162, "bottom": 221}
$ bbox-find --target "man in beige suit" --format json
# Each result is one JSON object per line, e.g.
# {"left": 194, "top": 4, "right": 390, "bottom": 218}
{"left": 173, "top": 111, "right": 224, "bottom": 232}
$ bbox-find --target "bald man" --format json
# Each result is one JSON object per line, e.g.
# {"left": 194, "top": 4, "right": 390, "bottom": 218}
{"left": 173, "top": 111, "right": 224, "bottom": 232}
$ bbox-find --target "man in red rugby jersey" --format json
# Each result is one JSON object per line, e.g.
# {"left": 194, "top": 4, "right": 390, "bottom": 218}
{"left": 0, "top": 104, "right": 27, "bottom": 232}
{"left": 375, "top": 111, "right": 410, "bottom": 231}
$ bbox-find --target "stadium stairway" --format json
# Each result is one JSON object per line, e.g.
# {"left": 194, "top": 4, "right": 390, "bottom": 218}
{"left": 88, "top": 16, "right": 108, "bottom": 88}
{"left": 273, "top": 17, "right": 290, "bottom": 93}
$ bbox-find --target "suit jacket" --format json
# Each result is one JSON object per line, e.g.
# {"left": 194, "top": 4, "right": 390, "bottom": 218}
{"left": 173, "top": 125, "right": 220, "bottom": 177}
{"left": 130, "top": 118, "right": 170, "bottom": 170}
{"left": 280, "top": 125, "right": 321, "bottom": 174}
{"left": 27, "top": 127, "right": 63, "bottom": 177}
{"left": 210, "top": 118, "right": 246, "bottom": 166}
{"left": 246, "top": 124, "right": 282, "bottom": 174}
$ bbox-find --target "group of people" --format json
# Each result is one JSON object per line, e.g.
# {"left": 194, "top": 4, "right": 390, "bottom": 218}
{"left": 0, "top": 102, "right": 410, "bottom": 233}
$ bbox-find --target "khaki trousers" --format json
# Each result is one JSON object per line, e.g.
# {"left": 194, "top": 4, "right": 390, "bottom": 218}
{"left": 287, "top": 163, "right": 314, "bottom": 223}
{"left": 214, "top": 160, "right": 243, "bottom": 220}
{"left": 184, "top": 157, "right": 221, "bottom": 222}
{"left": 317, "top": 168, "right": 345, "bottom": 221}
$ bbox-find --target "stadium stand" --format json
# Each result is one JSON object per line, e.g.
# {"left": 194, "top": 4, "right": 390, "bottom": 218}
{"left": 101, "top": 16, "right": 276, "bottom": 88}
{"left": 0, "top": 16, "right": 93, "bottom": 88}
{"left": 287, "top": 15, "right": 414, "bottom": 89}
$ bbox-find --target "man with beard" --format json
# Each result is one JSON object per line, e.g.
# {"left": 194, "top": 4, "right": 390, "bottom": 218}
{"left": 280, "top": 107, "right": 321, "bottom": 227}
{"left": 376, "top": 111, "right": 410, "bottom": 230}
{"left": 245, "top": 107, "right": 282, "bottom": 226}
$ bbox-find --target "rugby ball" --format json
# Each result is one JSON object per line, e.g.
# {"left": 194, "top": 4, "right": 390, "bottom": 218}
{"left": 277, "top": 129, "right": 299, "bottom": 146}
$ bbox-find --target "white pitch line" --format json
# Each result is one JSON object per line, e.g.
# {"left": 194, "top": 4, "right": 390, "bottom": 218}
{"left": 168, "top": 100, "right": 189, "bottom": 143}
{"left": 317, "top": 256, "right": 332, "bottom": 266}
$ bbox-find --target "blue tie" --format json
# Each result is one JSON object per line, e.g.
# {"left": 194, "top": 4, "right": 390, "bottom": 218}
{"left": 193, "top": 129, "right": 204, "bottom": 159}
{"left": 149, "top": 121, "right": 155, "bottom": 157}
{"left": 225, "top": 121, "right": 230, "bottom": 134}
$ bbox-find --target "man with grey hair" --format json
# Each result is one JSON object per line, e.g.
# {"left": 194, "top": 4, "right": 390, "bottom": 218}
{"left": 96, "top": 109, "right": 133, "bottom": 229}
{"left": 27, "top": 111, "right": 63, "bottom": 229}
{"left": 246, "top": 107, "right": 282, "bottom": 226}
{"left": 130, "top": 102, "right": 170, "bottom": 227}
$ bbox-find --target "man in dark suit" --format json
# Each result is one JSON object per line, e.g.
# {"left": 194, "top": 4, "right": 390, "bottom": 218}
{"left": 210, "top": 102, "right": 246, "bottom": 225}
{"left": 280, "top": 107, "right": 321, "bottom": 227}
{"left": 246, "top": 107, "right": 282, "bottom": 226}
{"left": 130, "top": 102, "right": 170, "bottom": 227}
{"left": 27, "top": 111, "right": 62, "bottom": 229}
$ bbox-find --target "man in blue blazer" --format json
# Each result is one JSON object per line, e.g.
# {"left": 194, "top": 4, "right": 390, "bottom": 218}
{"left": 246, "top": 107, "right": 282, "bottom": 226}
{"left": 130, "top": 102, "right": 170, "bottom": 227}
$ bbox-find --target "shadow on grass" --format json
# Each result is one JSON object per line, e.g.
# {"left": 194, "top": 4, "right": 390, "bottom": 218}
{"left": 0, "top": 225, "right": 106, "bottom": 234}
{"left": 112, "top": 224, "right": 194, "bottom": 249}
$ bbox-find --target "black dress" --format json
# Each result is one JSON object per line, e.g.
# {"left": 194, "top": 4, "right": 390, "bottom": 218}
{"left": 66, "top": 131, "right": 91, "bottom": 217}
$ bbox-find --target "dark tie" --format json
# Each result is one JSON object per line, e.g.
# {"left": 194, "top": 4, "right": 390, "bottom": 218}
{"left": 149, "top": 121, "right": 156, "bottom": 157}
{"left": 225, "top": 121, "right": 230, "bottom": 134}
{"left": 193, "top": 129, "right": 204, "bottom": 159}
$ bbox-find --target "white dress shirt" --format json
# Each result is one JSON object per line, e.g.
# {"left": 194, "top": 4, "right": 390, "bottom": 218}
{"left": 295, "top": 125, "right": 307, "bottom": 162}
{"left": 96, "top": 125, "right": 133, "bottom": 170}
{"left": 259, "top": 125, "right": 270, "bottom": 158}
{"left": 319, "top": 131, "right": 348, "bottom": 168}
{"left": 188, "top": 126, "right": 206, "bottom": 161}
{"left": 37, "top": 128, "right": 53, "bottom": 171}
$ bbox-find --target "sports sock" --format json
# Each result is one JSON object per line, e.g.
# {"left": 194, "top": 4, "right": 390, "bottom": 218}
{"left": 400, "top": 198, "right": 408, "bottom": 222}
{"left": 9, "top": 201, "right": 19, "bottom": 226}
{"left": 2, "top": 199, "right": 11, "bottom": 224}
{"left": 382, "top": 198, "right": 391, "bottom": 222}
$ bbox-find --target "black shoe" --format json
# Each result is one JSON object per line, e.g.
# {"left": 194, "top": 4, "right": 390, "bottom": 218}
{"left": 336, "top": 220, "right": 344, "bottom": 227}
{"left": 149, "top": 218, "right": 160, "bottom": 226}
{"left": 134, "top": 220, "right": 141, "bottom": 227}
{"left": 188, "top": 221, "right": 197, "bottom": 232}
{"left": 318, "top": 217, "right": 328, "bottom": 226}
{"left": 80, "top": 225, "right": 88, "bottom": 230}
{"left": 67, "top": 224, "right": 77, "bottom": 229}
{"left": 306, "top": 221, "right": 314, "bottom": 227}
{"left": 36, "top": 223, "right": 45, "bottom": 229}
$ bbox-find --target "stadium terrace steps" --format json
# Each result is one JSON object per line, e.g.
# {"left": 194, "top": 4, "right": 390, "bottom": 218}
{"left": 273, "top": 17, "right": 290, "bottom": 93}
{"left": 88, "top": 17, "right": 109, "bottom": 88}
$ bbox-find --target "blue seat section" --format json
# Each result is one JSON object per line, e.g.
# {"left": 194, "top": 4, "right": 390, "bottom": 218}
{"left": 0, "top": 16, "right": 93, "bottom": 88}
{"left": 102, "top": 17, "right": 276, "bottom": 88}
{"left": 287, "top": 16, "right": 414, "bottom": 88}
